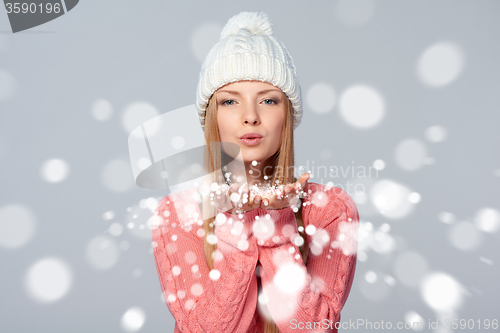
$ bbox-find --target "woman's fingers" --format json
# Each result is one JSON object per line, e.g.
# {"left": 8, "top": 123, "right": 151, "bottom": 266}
{"left": 241, "top": 185, "right": 249, "bottom": 204}
{"left": 229, "top": 183, "right": 239, "bottom": 199}
{"left": 213, "top": 176, "right": 310, "bottom": 212}
{"left": 221, "top": 183, "right": 260, "bottom": 213}
{"left": 247, "top": 191, "right": 260, "bottom": 210}
{"left": 284, "top": 173, "right": 309, "bottom": 207}
{"left": 254, "top": 195, "right": 262, "bottom": 206}
{"left": 258, "top": 174, "right": 310, "bottom": 210}
{"left": 295, "top": 172, "right": 310, "bottom": 190}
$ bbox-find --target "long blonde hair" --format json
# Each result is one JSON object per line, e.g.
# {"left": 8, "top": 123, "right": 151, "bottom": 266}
{"left": 201, "top": 88, "right": 308, "bottom": 333}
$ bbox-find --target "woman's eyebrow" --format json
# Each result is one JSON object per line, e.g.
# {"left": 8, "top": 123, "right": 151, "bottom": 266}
{"left": 217, "top": 89, "right": 282, "bottom": 95}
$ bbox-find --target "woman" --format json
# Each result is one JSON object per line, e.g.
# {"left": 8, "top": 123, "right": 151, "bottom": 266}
{"left": 152, "top": 11, "right": 359, "bottom": 333}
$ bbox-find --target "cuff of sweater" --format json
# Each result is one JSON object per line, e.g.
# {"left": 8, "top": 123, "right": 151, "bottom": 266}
{"left": 215, "top": 206, "right": 262, "bottom": 223}
{"left": 215, "top": 206, "right": 297, "bottom": 246}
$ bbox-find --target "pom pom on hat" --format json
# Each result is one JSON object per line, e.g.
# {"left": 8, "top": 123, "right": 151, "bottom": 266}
{"left": 220, "top": 11, "right": 274, "bottom": 39}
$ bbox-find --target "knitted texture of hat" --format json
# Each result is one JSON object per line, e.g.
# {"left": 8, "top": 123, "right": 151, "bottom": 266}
{"left": 195, "top": 11, "right": 302, "bottom": 131}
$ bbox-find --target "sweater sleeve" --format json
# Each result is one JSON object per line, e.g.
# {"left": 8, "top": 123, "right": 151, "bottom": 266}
{"left": 152, "top": 195, "right": 260, "bottom": 333}
{"left": 257, "top": 185, "right": 359, "bottom": 332}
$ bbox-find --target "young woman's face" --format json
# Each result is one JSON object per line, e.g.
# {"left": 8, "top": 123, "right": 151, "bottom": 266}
{"left": 216, "top": 80, "right": 285, "bottom": 165}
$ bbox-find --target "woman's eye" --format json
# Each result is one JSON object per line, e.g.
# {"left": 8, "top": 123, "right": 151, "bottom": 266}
{"left": 221, "top": 100, "right": 235, "bottom": 106}
{"left": 263, "top": 99, "right": 277, "bottom": 105}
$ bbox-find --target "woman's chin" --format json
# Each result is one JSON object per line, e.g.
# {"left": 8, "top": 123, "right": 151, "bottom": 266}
{"left": 239, "top": 155, "right": 264, "bottom": 164}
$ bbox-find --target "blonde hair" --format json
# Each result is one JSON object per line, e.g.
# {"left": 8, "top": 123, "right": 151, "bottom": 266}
{"left": 201, "top": 87, "right": 308, "bottom": 333}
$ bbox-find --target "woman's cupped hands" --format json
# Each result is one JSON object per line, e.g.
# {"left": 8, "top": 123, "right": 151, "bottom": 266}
{"left": 212, "top": 173, "right": 310, "bottom": 215}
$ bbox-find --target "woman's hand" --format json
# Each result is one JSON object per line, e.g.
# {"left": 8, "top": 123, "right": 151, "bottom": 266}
{"left": 211, "top": 172, "right": 310, "bottom": 214}
{"left": 212, "top": 182, "right": 263, "bottom": 215}
{"left": 259, "top": 172, "right": 310, "bottom": 210}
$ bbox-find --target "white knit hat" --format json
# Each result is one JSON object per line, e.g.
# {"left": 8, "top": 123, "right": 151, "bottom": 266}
{"left": 196, "top": 11, "right": 302, "bottom": 131}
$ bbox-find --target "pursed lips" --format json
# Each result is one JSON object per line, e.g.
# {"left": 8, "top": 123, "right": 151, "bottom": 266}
{"left": 239, "top": 133, "right": 264, "bottom": 146}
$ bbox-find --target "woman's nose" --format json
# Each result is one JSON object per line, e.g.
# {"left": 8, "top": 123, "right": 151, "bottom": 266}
{"left": 242, "top": 103, "right": 260, "bottom": 125}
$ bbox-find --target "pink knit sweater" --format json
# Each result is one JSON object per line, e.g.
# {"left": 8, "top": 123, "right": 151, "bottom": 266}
{"left": 152, "top": 182, "right": 359, "bottom": 333}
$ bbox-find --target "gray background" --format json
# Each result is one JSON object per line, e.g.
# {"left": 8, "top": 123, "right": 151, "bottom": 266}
{"left": 1, "top": 0, "right": 499, "bottom": 332}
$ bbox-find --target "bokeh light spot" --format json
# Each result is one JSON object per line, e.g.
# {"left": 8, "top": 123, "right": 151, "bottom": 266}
{"left": 474, "top": 208, "right": 500, "bottom": 233}
{"left": 121, "top": 307, "right": 146, "bottom": 332}
{"left": 371, "top": 231, "right": 396, "bottom": 253}
{"left": 85, "top": 235, "right": 120, "bottom": 270}
{"left": 273, "top": 263, "right": 306, "bottom": 294}
{"left": 191, "top": 23, "right": 222, "bottom": 63}
{"left": 425, "top": 125, "right": 448, "bottom": 142}
{"left": 209, "top": 269, "right": 221, "bottom": 280}
{"left": 0, "top": 204, "right": 37, "bottom": 249}
{"left": 404, "top": 311, "right": 424, "bottom": 331}
{"left": 447, "top": 221, "right": 482, "bottom": 251}
{"left": 420, "top": 272, "right": 464, "bottom": 311}
{"left": 40, "top": 158, "right": 70, "bottom": 183}
{"left": 373, "top": 159, "right": 385, "bottom": 171}
{"left": 365, "top": 271, "right": 377, "bottom": 283}
{"left": 339, "top": 85, "right": 385, "bottom": 128}
{"left": 394, "top": 139, "right": 428, "bottom": 171}
{"left": 121, "top": 101, "right": 160, "bottom": 138}
{"left": 108, "top": 222, "right": 123, "bottom": 237}
{"left": 408, "top": 192, "right": 421, "bottom": 204}
{"left": 359, "top": 269, "right": 391, "bottom": 302}
{"left": 306, "top": 82, "right": 337, "bottom": 114}
{"left": 438, "top": 211, "right": 456, "bottom": 224}
{"left": 91, "top": 99, "right": 113, "bottom": 121}
{"left": 101, "top": 158, "right": 135, "bottom": 193}
{"left": 190, "top": 283, "right": 203, "bottom": 297}
{"left": 25, "top": 257, "right": 72, "bottom": 303}
{"left": 252, "top": 216, "right": 275, "bottom": 242}
{"left": 417, "top": 42, "right": 465, "bottom": 87}
{"left": 171, "top": 136, "right": 185, "bottom": 150}
{"left": 394, "top": 251, "right": 429, "bottom": 288}
{"left": 102, "top": 211, "right": 116, "bottom": 221}
{"left": 370, "top": 179, "right": 414, "bottom": 219}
